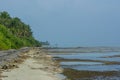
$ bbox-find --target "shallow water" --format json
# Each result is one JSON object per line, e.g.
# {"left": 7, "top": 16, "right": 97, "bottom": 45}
{"left": 50, "top": 51, "right": 120, "bottom": 79}
{"left": 50, "top": 52, "right": 120, "bottom": 71}
{"left": 52, "top": 52, "right": 120, "bottom": 62}
{"left": 62, "top": 64, "right": 120, "bottom": 71}
{"left": 60, "top": 61, "right": 103, "bottom": 66}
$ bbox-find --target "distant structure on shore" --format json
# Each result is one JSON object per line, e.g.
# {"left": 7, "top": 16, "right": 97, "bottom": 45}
{"left": 41, "top": 41, "right": 50, "bottom": 47}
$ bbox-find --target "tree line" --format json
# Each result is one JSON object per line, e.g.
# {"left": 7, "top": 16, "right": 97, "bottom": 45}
{"left": 0, "top": 11, "right": 41, "bottom": 50}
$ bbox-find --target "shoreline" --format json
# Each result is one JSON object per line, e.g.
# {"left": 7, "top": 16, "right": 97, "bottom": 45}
{"left": 0, "top": 47, "right": 66, "bottom": 80}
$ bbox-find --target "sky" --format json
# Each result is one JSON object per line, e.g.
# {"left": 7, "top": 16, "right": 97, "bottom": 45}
{"left": 0, "top": 0, "right": 120, "bottom": 47}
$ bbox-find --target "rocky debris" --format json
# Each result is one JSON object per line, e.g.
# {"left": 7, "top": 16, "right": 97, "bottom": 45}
{"left": 0, "top": 47, "right": 31, "bottom": 70}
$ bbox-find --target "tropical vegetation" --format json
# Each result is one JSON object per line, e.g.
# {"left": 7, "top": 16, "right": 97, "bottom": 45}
{"left": 0, "top": 11, "right": 41, "bottom": 50}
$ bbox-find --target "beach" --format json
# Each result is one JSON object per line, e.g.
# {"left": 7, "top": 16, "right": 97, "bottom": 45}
{"left": 0, "top": 48, "right": 65, "bottom": 80}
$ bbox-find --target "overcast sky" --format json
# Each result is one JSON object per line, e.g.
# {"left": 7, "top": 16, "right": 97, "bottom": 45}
{"left": 0, "top": 0, "right": 120, "bottom": 47}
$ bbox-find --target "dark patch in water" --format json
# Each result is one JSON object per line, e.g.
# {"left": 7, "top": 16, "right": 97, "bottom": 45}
{"left": 63, "top": 68, "right": 120, "bottom": 80}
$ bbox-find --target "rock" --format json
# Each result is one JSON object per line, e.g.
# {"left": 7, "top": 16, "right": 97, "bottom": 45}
{"left": 2, "top": 65, "right": 8, "bottom": 69}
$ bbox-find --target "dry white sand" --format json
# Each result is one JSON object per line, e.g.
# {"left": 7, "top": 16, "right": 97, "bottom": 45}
{"left": 1, "top": 49, "right": 63, "bottom": 80}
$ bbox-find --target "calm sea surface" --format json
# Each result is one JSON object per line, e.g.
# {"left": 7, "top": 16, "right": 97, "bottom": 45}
{"left": 51, "top": 52, "right": 120, "bottom": 71}
{"left": 49, "top": 48, "right": 120, "bottom": 80}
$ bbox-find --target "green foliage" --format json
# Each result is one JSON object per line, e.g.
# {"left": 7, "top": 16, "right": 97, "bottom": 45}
{"left": 0, "top": 11, "right": 41, "bottom": 50}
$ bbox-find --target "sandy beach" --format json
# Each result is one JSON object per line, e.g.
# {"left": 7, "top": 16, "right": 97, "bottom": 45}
{"left": 0, "top": 48, "right": 65, "bottom": 80}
